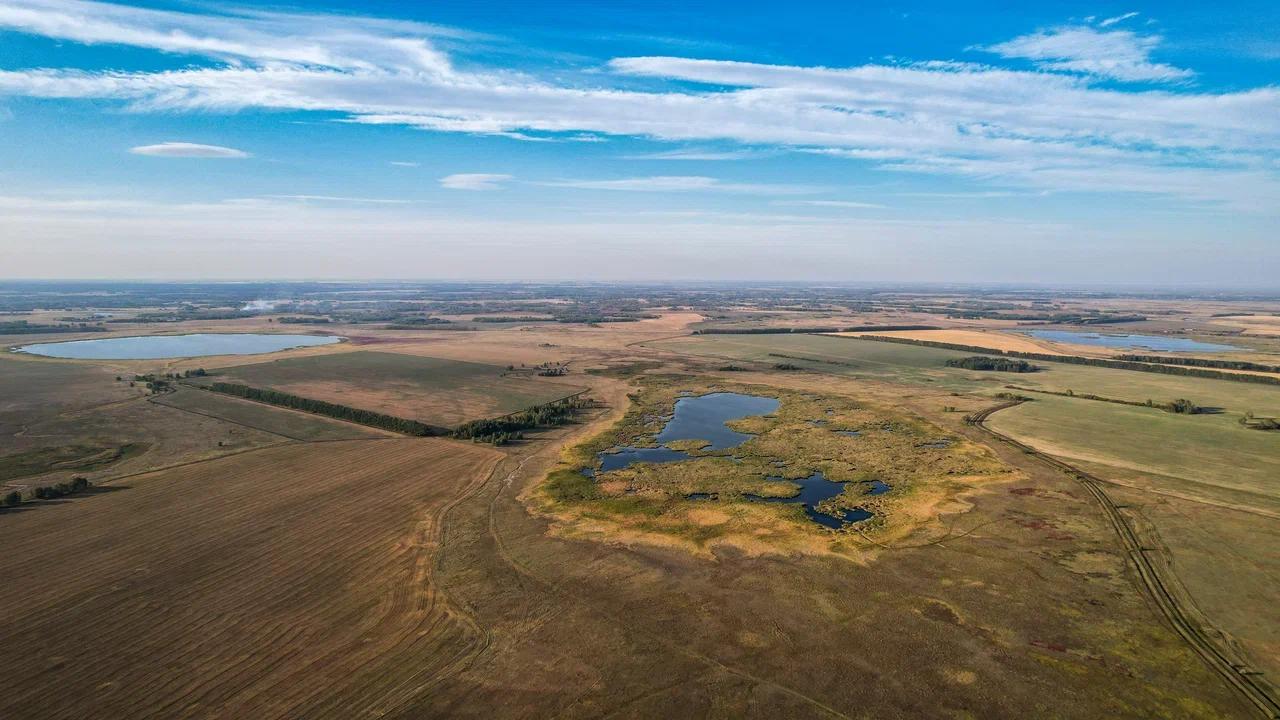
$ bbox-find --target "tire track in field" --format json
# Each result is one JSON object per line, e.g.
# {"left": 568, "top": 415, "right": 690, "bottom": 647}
{"left": 968, "top": 400, "right": 1280, "bottom": 720}
{"left": 0, "top": 439, "right": 503, "bottom": 720}
{"left": 468, "top": 408, "right": 854, "bottom": 720}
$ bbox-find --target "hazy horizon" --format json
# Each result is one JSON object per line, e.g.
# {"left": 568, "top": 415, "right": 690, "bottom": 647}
{"left": 1, "top": 0, "right": 1277, "bottom": 283}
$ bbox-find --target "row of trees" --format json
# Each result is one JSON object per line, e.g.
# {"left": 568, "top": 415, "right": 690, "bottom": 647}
{"left": 1116, "top": 354, "right": 1280, "bottom": 374}
{"left": 451, "top": 395, "right": 594, "bottom": 444}
{"left": 3, "top": 476, "right": 92, "bottom": 509}
{"left": 1005, "top": 385, "right": 1204, "bottom": 414}
{"left": 854, "top": 335, "right": 1280, "bottom": 386}
{"left": 945, "top": 356, "right": 1039, "bottom": 373}
{"left": 2, "top": 320, "right": 107, "bottom": 334}
{"left": 695, "top": 324, "right": 940, "bottom": 335}
{"left": 206, "top": 382, "right": 438, "bottom": 436}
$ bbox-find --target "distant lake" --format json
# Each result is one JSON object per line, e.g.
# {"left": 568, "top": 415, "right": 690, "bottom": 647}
{"left": 1022, "top": 330, "right": 1240, "bottom": 353}
{"left": 15, "top": 333, "right": 341, "bottom": 360}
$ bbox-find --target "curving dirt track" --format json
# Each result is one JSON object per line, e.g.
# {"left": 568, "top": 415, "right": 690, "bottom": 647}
{"left": 0, "top": 438, "right": 503, "bottom": 720}
{"left": 967, "top": 401, "right": 1280, "bottom": 719}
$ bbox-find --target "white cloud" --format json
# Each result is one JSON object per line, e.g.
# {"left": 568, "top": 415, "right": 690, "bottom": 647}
{"left": 980, "top": 26, "right": 1191, "bottom": 82}
{"left": 389, "top": 161, "right": 419, "bottom": 167}
{"left": 128, "top": 141, "right": 249, "bottom": 158}
{"left": 1098, "top": 12, "right": 1139, "bottom": 28}
{"left": 540, "top": 176, "right": 819, "bottom": 194}
{"left": 785, "top": 200, "right": 886, "bottom": 209}
{"left": 624, "top": 149, "right": 760, "bottom": 161}
{"left": 439, "top": 173, "right": 512, "bottom": 190}
{"left": 264, "top": 194, "right": 410, "bottom": 204}
{"left": 0, "top": 2, "right": 1275, "bottom": 210}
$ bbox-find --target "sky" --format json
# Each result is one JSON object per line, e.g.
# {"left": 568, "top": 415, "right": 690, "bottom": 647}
{"left": 0, "top": 0, "right": 1277, "bottom": 285}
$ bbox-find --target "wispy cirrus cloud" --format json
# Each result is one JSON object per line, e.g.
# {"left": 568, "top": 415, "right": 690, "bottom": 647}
{"left": 623, "top": 148, "right": 762, "bottom": 161}
{"left": 439, "top": 173, "right": 512, "bottom": 190}
{"left": 979, "top": 25, "right": 1190, "bottom": 82}
{"left": 264, "top": 194, "right": 410, "bottom": 204}
{"left": 540, "top": 176, "right": 820, "bottom": 194}
{"left": 0, "top": 1, "right": 1276, "bottom": 211}
{"left": 129, "top": 141, "right": 249, "bottom": 158}
{"left": 783, "top": 200, "right": 886, "bottom": 209}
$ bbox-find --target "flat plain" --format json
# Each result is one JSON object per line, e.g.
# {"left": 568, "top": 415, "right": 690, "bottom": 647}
{"left": 0, "top": 438, "right": 504, "bottom": 719}
{"left": 3, "top": 286, "right": 1278, "bottom": 719}
{"left": 203, "top": 350, "right": 583, "bottom": 428}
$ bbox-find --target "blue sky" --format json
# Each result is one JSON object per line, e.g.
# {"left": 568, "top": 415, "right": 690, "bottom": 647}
{"left": 0, "top": 0, "right": 1277, "bottom": 284}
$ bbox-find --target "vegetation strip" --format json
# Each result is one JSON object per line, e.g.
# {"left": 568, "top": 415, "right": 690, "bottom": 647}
{"left": 1116, "top": 354, "right": 1280, "bottom": 374}
{"left": 451, "top": 392, "right": 594, "bottom": 445}
{"left": 695, "top": 324, "right": 940, "bottom": 335}
{"left": 848, "top": 334, "right": 1280, "bottom": 386}
{"left": 966, "top": 402, "right": 1280, "bottom": 719}
{"left": 201, "top": 382, "right": 441, "bottom": 436}
{"left": 1003, "top": 386, "right": 1205, "bottom": 414}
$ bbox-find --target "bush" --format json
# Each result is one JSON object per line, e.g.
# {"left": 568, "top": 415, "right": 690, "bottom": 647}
{"left": 946, "top": 356, "right": 1038, "bottom": 373}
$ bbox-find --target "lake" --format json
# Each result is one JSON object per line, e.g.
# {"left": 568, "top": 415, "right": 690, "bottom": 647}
{"left": 595, "top": 391, "right": 872, "bottom": 529}
{"left": 14, "top": 333, "right": 342, "bottom": 360}
{"left": 741, "top": 472, "right": 874, "bottom": 529}
{"left": 596, "top": 392, "right": 780, "bottom": 471}
{"left": 1022, "top": 330, "right": 1240, "bottom": 353}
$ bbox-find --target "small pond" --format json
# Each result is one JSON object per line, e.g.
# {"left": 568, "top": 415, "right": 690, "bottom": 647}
{"left": 14, "top": 333, "right": 341, "bottom": 360}
{"left": 1021, "top": 330, "right": 1239, "bottom": 353}
{"left": 655, "top": 392, "right": 781, "bottom": 450}
{"left": 597, "top": 392, "right": 780, "bottom": 471}
{"left": 742, "top": 472, "right": 873, "bottom": 529}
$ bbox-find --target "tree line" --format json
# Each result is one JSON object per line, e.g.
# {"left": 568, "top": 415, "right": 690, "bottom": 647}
{"left": 1116, "top": 354, "right": 1280, "bottom": 374}
{"left": 3, "top": 476, "right": 92, "bottom": 509}
{"left": 451, "top": 395, "right": 594, "bottom": 444}
{"left": 852, "top": 335, "right": 1280, "bottom": 386}
{"left": 945, "top": 356, "right": 1039, "bottom": 372}
{"left": 1004, "top": 385, "right": 1205, "bottom": 414}
{"left": 695, "top": 324, "right": 940, "bottom": 335}
{"left": 205, "top": 382, "right": 438, "bottom": 436}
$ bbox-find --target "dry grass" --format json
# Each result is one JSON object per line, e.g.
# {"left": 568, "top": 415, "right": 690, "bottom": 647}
{"left": 0, "top": 438, "right": 503, "bottom": 719}
{"left": 827, "top": 328, "right": 1092, "bottom": 356}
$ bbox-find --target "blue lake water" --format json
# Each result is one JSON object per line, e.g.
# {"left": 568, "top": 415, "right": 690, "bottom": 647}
{"left": 743, "top": 473, "right": 873, "bottom": 529}
{"left": 594, "top": 391, "right": 870, "bottom": 529}
{"left": 655, "top": 392, "right": 781, "bottom": 450}
{"left": 15, "top": 333, "right": 341, "bottom": 360}
{"left": 1021, "top": 330, "right": 1239, "bottom": 353}
{"left": 599, "top": 446, "right": 693, "bottom": 472}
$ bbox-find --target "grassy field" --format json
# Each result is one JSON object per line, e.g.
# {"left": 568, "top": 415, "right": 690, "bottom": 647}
{"left": 203, "top": 350, "right": 583, "bottom": 428}
{"left": 0, "top": 438, "right": 503, "bottom": 719}
{"left": 985, "top": 395, "right": 1280, "bottom": 508}
{"left": 654, "top": 333, "right": 1280, "bottom": 416}
{"left": 653, "top": 332, "right": 1280, "bottom": 704}
{"left": 0, "top": 355, "right": 140, "bottom": 437}
{"left": 153, "top": 386, "right": 385, "bottom": 441}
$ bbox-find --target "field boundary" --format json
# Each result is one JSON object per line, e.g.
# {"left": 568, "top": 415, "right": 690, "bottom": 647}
{"left": 966, "top": 401, "right": 1280, "bottom": 719}
{"left": 192, "top": 381, "right": 445, "bottom": 436}
{"left": 843, "top": 334, "right": 1280, "bottom": 386}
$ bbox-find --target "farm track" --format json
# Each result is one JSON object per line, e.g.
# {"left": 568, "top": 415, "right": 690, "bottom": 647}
{"left": 469, "top": 404, "right": 854, "bottom": 720}
{"left": 967, "top": 401, "right": 1280, "bottom": 719}
{"left": 0, "top": 438, "right": 503, "bottom": 719}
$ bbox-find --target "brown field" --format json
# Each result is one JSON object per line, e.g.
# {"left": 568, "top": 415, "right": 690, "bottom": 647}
{"left": 1206, "top": 314, "right": 1280, "bottom": 337}
{"left": 827, "top": 328, "right": 1094, "bottom": 356}
{"left": 3, "top": 303, "right": 1275, "bottom": 718}
{"left": 152, "top": 386, "right": 386, "bottom": 441}
{"left": 205, "top": 350, "right": 582, "bottom": 428}
{"left": 0, "top": 438, "right": 504, "bottom": 719}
